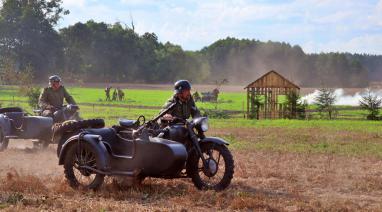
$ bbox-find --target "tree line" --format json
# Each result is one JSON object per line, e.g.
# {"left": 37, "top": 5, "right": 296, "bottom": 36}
{"left": 1, "top": 0, "right": 381, "bottom": 87}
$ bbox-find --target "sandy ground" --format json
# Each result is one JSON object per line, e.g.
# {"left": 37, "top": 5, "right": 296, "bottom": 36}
{"left": 1, "top": 138, "right": 382, "bottom": 211}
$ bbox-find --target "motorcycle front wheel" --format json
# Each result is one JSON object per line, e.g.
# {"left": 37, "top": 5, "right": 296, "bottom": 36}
{"left": 187, "top": 143, "right": 234, "bottom": 191}
{"left": 64, "top": 142, "right": 104, "bottom": 190}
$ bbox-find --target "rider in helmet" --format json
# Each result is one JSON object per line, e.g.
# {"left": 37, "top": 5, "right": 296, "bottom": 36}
{"left": 161, "top": 80, "right": 200, "bottom": 123}
{"left": 38, "top": 75, "right": 76, "bottom": 117}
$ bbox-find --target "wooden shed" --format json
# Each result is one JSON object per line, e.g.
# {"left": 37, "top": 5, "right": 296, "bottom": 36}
{"left": 245, "top": 70, "right": 300, "bottom": 119}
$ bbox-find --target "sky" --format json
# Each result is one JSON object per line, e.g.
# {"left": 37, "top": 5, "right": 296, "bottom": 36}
{"left": 59, "top": 0, "right": 382, "bottom": 54}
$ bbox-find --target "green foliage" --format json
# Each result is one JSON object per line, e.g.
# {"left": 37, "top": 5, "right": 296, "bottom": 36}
{"left": 24, "top": 87, "right": 41, "bottom": 109}
{"left": 249, "top": 95, "right": 263, "bottom": 119}
{"left": 359, "top": 89, "right": 382, "bottom": 120}
{"left": 314, "top": 87, "right": 337, "bottom": 119}
{"left": 0, "top": 0, "right": 68, "bottom": 78}
{"left": 284, "top": 91, "right": 307, "bottom": 119}
{"left": 0, "top": 3, "right": 374, "bottom": 86}
{"left": 0, "top": 0, "right": 377, "bottom": 87}
{"left": 200, "top": 108, "right": 230, "bottom": 119}
{"left": 201, "top": 38, "right": 369, "bottom": 87}
{"left": 59, "top": 22, "right": 210, "bottom": 83}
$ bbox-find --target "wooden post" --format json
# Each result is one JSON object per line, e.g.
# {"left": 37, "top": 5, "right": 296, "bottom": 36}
{"left": 264, "top": 87, "right": 268, "bottom": 119}
{"left": 246, "top": 88, "right": 249, "bottom": 119}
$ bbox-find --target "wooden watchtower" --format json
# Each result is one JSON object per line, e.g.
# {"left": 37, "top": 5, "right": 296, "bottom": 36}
{"left": 245, "top": 70, "right": 300, "bottom": 119}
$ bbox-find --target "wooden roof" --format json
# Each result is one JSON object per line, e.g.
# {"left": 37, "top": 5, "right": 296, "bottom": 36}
{"left": 245, "top": 70, "right": 300, "bottom": 89}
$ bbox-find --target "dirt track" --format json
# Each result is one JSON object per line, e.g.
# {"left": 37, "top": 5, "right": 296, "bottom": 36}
{"left": 1, "top": 139, "right": 382, "bottom": 211}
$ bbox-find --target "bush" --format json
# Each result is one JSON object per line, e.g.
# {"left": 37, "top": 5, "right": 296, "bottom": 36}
{"left": 359, "top": 89, "right": 382, "bottom": 120}
{"left": 200, "top": 108, "right": 230, "bottom": 119}
{"left": 314, "top": 87, "right": 337, "bottom": 119}
{"left": 24, "top": 87, "right": 41, "bottom": 109}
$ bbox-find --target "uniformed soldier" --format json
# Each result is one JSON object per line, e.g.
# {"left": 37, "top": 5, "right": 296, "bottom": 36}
{"left": 38, "top": 75, "right": 76, "bottom": 117}
{"left": 117, "top": 88, "right": 125, "bottom": 101}
{"left": 112, "top": 88, "right": 118, "bottom": 101}
{"left": 105, "top": 86, "right": 111, "bottom": 101}
{"left": 161, "top": 80, "right": 200, "bottom": 122}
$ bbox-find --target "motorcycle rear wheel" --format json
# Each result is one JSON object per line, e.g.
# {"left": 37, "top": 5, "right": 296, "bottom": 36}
{"left": 64, "top": 142, "right": 105, "bottom": 190}
{"left": 188, "top": 143, "right": 234, "bottom": 191}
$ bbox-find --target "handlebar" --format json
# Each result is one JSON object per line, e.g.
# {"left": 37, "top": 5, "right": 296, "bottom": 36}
{"left": 134, "top": 103, "right": 176, "bottom": 135}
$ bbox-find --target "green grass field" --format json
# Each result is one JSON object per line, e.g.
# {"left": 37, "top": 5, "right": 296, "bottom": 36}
{"left": 0, "top": 86, "right": 247, "bottom": 111}
{"left": 1, "top": 85, "right": 382, "bottom": 158}
{"left": 2, "top": 86, "right": 382, "bottom": 211}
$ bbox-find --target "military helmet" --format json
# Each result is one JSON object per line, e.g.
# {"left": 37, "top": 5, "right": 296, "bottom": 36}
{"left": 49, "top": 75, "right": 61, "bottom": 82}
{"left": 174, "top": 80, "right": 191, "bottom": 94}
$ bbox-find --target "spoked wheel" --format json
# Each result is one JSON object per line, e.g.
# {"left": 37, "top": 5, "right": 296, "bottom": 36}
{"left": 188, "top": 143, "right": 234, "bottom": 191}
{"left": 0, "top": 130, "right": 9, "bottom": 152}
{"left": 64, "top": 142, "right": 104, "bottom": 190}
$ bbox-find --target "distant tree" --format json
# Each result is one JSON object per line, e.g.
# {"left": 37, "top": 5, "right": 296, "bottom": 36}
{"left": 284, "top": 91, "right": 307, "bottom": 119}
{"left": 0, "top": 0, "right": 68, "bottom": 78}
{"left": 314, "top": 88, "right": 337, "bottom": 119}
{"left": 0, "top": 58, "right": 18, "bottom": 84}
{"left": 359, "top": 89, "right": 382, "bottom": 120}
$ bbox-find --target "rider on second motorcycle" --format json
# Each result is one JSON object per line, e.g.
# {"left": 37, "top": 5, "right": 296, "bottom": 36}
{"left": 160, "top": 80, "right": 200, "bottom": 124}
{"left": 38, "top": 75, "right": 77, "bottom": 117}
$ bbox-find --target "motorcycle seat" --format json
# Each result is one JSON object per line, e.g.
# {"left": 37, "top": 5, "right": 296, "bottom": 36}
{"left": 85, "top": 128, "right": 117, "bottom": 141}
{"left": 119, "top": 119, "right": 137, "bottom": 128}
{"left": 86, "top": 128, "right": 134, "bottom": 157}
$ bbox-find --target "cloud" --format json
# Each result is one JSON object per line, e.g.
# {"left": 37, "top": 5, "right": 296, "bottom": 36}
{"left": 62, "top": 0, "right": 86, "bottom": 8}
{"left": 303, "top": 34, "right": 382, "bottom": 54}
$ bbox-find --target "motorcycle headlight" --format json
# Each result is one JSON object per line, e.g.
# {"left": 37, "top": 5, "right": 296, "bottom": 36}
{"left": 200, "top": 118, "right": 209, "bottom": 132}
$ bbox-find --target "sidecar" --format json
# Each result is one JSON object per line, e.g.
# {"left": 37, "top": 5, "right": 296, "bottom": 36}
{"left": 0, "top": 107, "right": 53, "bottom": 151}
{"left": 58, "top": 119, "right": 188, "bottom": 190}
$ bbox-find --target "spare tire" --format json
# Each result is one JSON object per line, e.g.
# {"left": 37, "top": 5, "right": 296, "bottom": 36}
{"left": 53, "top": 119, "right": 105, "bottom": 136}
{"left": 53, "top": 119, "right": 105, "bottom": 157}
{"left": 0, "top": 107, "right": 23, "bottom": 114}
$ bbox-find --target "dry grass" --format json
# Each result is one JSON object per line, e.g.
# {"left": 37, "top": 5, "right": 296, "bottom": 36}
{"left": 1, "top": 127, "right": 382, "bottom": 211}
{"left": 1, "top": 147, "right": 382, "bottom": 211}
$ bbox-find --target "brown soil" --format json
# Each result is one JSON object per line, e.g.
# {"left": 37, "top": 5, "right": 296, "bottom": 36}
{"left": 1, "top": 139, "right": 382, "bottom": 211}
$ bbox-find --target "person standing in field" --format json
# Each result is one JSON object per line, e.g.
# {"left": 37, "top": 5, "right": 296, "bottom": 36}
{"left": 112, "top": 88, "right": 118, "bottom": 101}
{"left": 160, "top": 80, "right": 200, "bottom": 123}
{"left": 38, "top": 75, "right": 76, "bottom": 117}
{"left": 117, "top": 88, "right": 125, "bottom": 101}
{"left": 105, "top": 86, "right": 112, "bottom": 101}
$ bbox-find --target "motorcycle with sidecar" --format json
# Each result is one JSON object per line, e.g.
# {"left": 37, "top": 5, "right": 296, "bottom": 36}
{"left": 0, "top": 104, "right": 82, "bottom": 150}
{"left": 58, "top": 103, "right": 234, "bottom": 191}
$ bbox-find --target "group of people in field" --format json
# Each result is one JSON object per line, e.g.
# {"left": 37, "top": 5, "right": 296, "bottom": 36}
{"left": 104, "top": 86, "right": 125, "bottom": 101}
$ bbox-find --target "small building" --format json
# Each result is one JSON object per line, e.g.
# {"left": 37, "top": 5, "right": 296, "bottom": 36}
{"left": 245, "top": 70, "right": 300, "bottom": 119}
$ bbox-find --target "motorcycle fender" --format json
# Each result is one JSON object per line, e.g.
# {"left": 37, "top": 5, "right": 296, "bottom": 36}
{"left": 58, "top": 134, "right": 110, "bottom": 171}
{"left": 200, "top": 137, "right": 229, "bottom": 146}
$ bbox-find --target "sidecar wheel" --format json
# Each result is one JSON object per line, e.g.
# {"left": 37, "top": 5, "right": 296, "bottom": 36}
{"left": 188, "top": 143, "right": 234, "bottom": 191}
{"left": 0, "top": 130, "right": 9, "bottom": 152}
{"left": 64, "top": 142, "right": 104, "bottom": 190}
